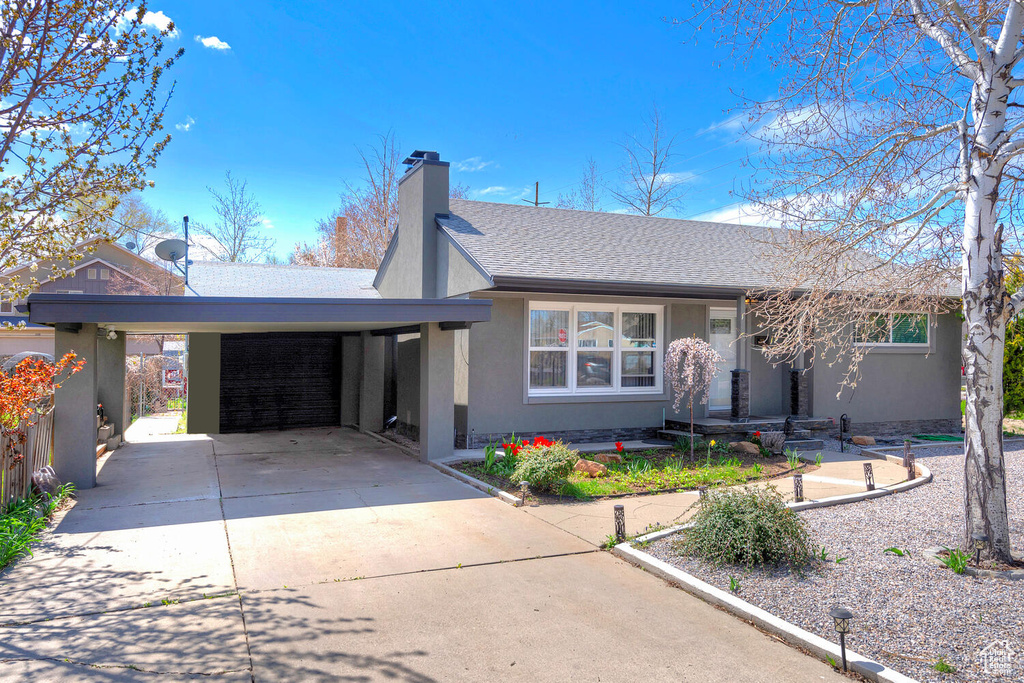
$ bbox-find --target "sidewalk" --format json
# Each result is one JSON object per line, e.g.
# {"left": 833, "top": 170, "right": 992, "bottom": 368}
{"left": 520, "top": 449, "right": 911, "bottom": 546}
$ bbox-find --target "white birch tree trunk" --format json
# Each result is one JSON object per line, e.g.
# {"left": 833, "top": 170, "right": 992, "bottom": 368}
{"left": 961, "top": 11, "right": 1019, "bottom": 562}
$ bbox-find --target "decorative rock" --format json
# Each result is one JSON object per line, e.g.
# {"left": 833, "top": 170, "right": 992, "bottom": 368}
{"left": 730, "top": 441, "right": 761, "bottom": 456}
{"left": 593, "top": 453, "right": 623, "bottom": 464}
{"left": 574, "top": 459, "right": 608, "bottom": 478}
{"left": 851, "top": 435, "right": 876, "bottom": 446}
{"left": 31, "top": 466, "right": 61, "bottom": 498}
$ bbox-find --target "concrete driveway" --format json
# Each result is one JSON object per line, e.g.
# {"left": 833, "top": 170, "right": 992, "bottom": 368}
{"left": 0, "top": 417, "right": 843, "bottom": 682}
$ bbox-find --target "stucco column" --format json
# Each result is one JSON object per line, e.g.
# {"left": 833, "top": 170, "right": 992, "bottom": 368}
{"left": 340, "top": 335, "right": 361, "bottom": 426}
{"left": 187, "top": 333, "right": 221, "bottom": 434}
{"left": 96, "top": 330, "right": 126, "bottom": 442}
{"left": 54, "top": 324, "right": 99, "bottom": 489}
{"left": 359, "top": 331, "right": 385, "bottom": 432}
{"left": 419, "top": 323, "right": 454, "bottom": 462}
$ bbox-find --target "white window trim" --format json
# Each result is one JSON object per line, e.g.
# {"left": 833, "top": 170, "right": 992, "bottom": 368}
{"left": 527, "top": 301, "right": 664, "bottom": 397}
{"left": 87, "top": 268, "right": 97, "bottom": 280}
{"left": 853, "top": 311, "right": 931, "bottom": 347}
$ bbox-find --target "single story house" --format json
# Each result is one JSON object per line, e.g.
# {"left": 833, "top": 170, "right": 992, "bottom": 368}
{"left": 23, "top": 150, "right": 959, "bottom": 489}
{"left": 372, "top": 151, "right": 961, "bottom": 448}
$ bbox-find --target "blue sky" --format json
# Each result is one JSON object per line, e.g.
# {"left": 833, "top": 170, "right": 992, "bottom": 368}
{"left": 145, "top": 1, "right": 782, "bottom": 261}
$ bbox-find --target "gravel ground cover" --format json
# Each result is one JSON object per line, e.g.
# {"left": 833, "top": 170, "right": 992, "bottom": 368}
{"left": 646, "top": 445, "right": 1023, "bottom": 682}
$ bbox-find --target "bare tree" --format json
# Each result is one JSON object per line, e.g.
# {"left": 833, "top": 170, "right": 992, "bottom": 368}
{"left": 688, "top": 0, "right": 1024, "bottom": 562}
{"left": 293, "top": 135, "right": 469, "bottom": 268}
{"left": 193, "top": 172, "right": 275, "bottom": 263}
{"left": 557, "top": 158, "right": 603, "bottom": 211}
{"left": 108, "top": 193, "right": 176, "bottom": 256}
{"left": 107, "top": 263, "right": 182, "bottom": 296}
{"left": 0, "top": 1, "right": 182, "bottom": 302}
{"left": 611, "top": 107, "right": 685, "bottom": 216}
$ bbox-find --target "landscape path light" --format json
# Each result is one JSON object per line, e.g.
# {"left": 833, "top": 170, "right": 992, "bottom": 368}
{"left": 519, "top": 481, "right": 529, "bottom": 506}
{"left": 829, "top": 607, "right": 854, "bottom": 672}
{"left": 613, "top": 504, "right": 626, "bottom": 544}
{"left": 972, "top": 532, "right": 989, "bottom": 565}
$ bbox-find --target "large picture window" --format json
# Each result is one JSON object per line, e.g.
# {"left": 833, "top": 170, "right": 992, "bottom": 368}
{"left": 854, "top": 312, "right": 930, "bottom": 346}
{"left": 528, "top": 302, "right": 663, "bottom": 395}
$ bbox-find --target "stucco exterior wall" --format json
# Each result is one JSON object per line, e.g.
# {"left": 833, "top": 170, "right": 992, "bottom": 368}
{"left": 186, "top": 333, "right": 221, "bottom": 434}
{"left": 437, "top": 238, "right": 491, "bottom": 298}
{"left": 375, "top": 161, "right": 450, "bottom": 299}
{"left": 395, "top": 334, "right": 421, "bottom": 431}
{"left": 748, "top": 314, "right": 788, "bottom": 416}
{"left": 463, "top": 294, "right": 711, "bottom": 444}
{"left": 810, "top": 312, "right": 961, "bottom": 425}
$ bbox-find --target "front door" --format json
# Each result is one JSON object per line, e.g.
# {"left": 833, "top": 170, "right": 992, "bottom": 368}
{"left": 708, "top": 307, "right": 737, "bottom": 411}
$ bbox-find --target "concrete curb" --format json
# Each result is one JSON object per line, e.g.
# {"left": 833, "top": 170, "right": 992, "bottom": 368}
{"left": 612, "top": 543, "right": 919, "bottom": 683}
{"left": 428, "top": 461, "right": 523, "bottom": 507}
{"left": 427, "top": 449, "right": 932, "bottom": 516}
{"left": 360, "top": 429, "right": 524, "bottom": 507}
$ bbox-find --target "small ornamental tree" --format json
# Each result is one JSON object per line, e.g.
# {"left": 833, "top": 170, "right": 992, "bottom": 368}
{"left": 1, "top": 353, "right": 85, "bottom": 475}
{"left": 664, "top": 337, "right": 724, "bottom": 460}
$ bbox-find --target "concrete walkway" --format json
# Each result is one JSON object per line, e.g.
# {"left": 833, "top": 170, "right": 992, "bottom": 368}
{"left": 0, "top": 417, "right": 844, "bottom": 682}
{"left": 520, "top": 449, "right": 911, "bottom": 546}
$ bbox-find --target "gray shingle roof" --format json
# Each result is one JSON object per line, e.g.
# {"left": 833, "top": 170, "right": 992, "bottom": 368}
{"left": 437, "top": 200, "right": 784, "bottom": 292}
{"left": 187, "top": 261, "right": 379, "bottom": 298}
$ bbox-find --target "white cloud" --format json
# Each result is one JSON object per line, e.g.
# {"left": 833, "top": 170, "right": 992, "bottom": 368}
{"left": 691, "top": 202, "right": 783, "bottom": 227}
{"left": 195, "top": 35, "right": 231, "bottom": 50}
{"left": 655, "top": 171, "right": 697, "bottom": 186}
{"left": 261, "top": 217, "right": 275, "bottom": 230}
{"left": 174, "top": 115, "right": 195, "bottom": 132}
{"left": 476, "top": 186, "right": 508, "bottom": 196}
{"left": 697, "top": 114, "right": 746, "bottom": 137}
{"left": 116, "top": 9, "right": 179, "bottom": 38}
{"left": 454, "top": 157, "right": 495, "bottom": 173}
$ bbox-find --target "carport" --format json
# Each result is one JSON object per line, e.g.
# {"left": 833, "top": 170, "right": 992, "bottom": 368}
{"left": 23, "top": 293, "right": 491, "bottom": 489}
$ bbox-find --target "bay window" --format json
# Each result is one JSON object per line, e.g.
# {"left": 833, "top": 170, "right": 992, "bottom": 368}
{"left": 528, "top": 302, "right": 663, "bottom": 395}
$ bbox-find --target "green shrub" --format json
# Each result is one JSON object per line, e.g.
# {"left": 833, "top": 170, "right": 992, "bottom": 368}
{"left": 1, "top": 484, "right": 74, "bottom": 570}
{"left": 1006, "top": 316, "right": 1024, "bottom": 415}
{"left": 511, "top": 441, "right": 579, "bottom": 491}
{"left": 676, "top": 485, "right": 813, "bottom": 569}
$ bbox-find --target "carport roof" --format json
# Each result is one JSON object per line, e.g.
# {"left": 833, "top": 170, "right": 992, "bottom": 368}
{"left": 24, "top": 293, "right": 491, "bottom": 334}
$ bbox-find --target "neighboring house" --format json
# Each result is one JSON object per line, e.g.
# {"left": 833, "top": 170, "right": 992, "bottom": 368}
{"left": 373, "top": 151, "right": 961, "bottom": 447}
{"left": 1, "top": 238, "right": 179, "bottom": 357}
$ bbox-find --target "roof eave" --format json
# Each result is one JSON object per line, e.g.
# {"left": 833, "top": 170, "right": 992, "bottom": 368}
{"left": 489, "top": 275, "right": 750, "bottom": 300}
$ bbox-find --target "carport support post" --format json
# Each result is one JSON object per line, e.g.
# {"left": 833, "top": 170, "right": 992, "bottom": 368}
{"left": 419, "top": 322, "right": 454, "bottom": 463}
{"left": 96, "top": 330, "right": 127, "bottom": 442}
{"left": 54, "top": 323, "right": 99, "bottom": 489}
{"left": 359, "top": 331, "right": 385, "bottom": 432}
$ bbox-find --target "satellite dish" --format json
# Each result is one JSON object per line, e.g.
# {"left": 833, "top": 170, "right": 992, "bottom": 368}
{"left": 155, "top": 239, "right": 187, "bottom": 262}
{"left": 125, "top": 241, "right": 137, "bottom": 251}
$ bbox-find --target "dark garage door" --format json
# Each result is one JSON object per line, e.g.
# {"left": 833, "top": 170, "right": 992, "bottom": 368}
{"left": 220, "top": 332, "right": 343, "bottom": 433}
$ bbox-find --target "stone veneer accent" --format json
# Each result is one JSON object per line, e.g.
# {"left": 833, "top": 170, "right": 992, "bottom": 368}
{"left": 789, "top": 370, "right": 809, "bottom": 417}
{"left": 730, "top": 369, "right": 750, "bottom": 420}
{"left": 829, "top": 418, "right": 962, "bottom": 438}
{"left": 463, "top": 426, "right": 659, "bottom": 450}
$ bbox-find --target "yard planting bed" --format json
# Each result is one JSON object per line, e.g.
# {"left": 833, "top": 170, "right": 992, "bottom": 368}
{"left": 645, "top": 445, "right": 1024, "bottom": 682}
{"left": 453, "top": 446, "right": 819, "bottom": 503}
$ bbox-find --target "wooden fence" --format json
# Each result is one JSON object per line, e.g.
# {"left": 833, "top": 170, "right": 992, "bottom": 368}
{"left": 1, "top": 409, "right": 55, "bottom": 512}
